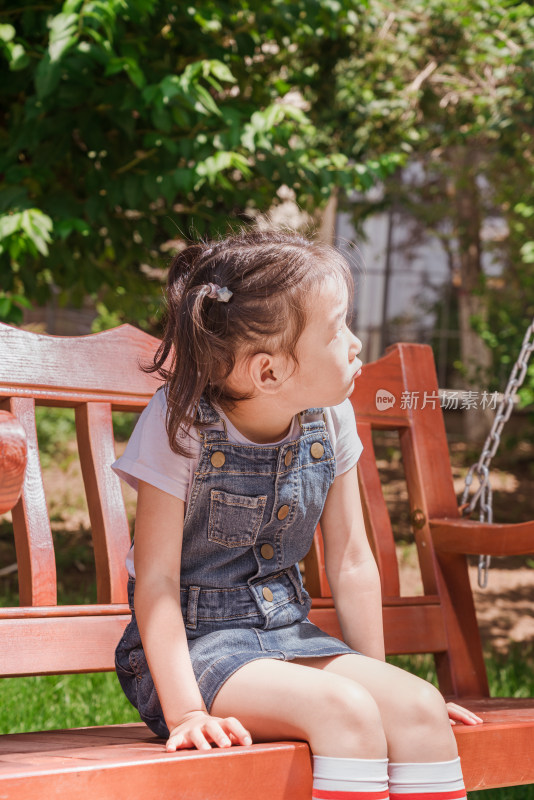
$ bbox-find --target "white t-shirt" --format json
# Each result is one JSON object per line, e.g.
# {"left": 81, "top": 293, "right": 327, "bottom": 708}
{"left": 112, "top": 390, "right": 363, "bottom": 577}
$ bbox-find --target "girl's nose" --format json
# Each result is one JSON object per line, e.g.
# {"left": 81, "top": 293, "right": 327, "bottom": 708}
{"left": 350, "top": 332, "right": 363, "bottom": 357}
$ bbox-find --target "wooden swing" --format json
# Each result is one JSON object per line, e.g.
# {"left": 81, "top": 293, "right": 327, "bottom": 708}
{"left": 0, "top": 321, "right": 533, "bottom": 799}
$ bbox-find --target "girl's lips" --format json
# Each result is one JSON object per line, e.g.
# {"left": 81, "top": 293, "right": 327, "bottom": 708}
{"left": 353, "top": 368, "right": 362, "bottom": 379}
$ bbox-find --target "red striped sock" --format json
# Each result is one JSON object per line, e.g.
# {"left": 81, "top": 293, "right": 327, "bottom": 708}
{"left": 312, "top": 755, "right": 389, "bottom": 800}
{"left": 388, "top": 758, "right": 466, "bottom": 800}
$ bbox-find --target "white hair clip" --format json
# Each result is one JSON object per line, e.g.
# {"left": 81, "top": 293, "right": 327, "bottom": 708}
{"left": 205, "top": 283, "right": 233, "bottom": 303}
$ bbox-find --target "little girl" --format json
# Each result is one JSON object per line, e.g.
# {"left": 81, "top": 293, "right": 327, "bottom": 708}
{"left": 113, "top": 229, "right": 481, "bottom": 800}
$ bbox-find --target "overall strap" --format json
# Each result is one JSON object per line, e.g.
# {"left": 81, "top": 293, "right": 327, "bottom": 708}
{"left": 196, "top": 395, "right": 229, "bottom": 443}
{"left": 298, "top": 407, "right": 327, "bottom": 433}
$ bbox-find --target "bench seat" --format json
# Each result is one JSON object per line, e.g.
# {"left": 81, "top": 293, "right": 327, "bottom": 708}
{"left": 1, "top": 324, "right": 533, "bottom": 796}
{"left": 1, "top": 698, "right": 533, "bottom": 798}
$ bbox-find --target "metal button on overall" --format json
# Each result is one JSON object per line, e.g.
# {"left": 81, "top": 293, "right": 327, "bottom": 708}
{"left": 310, "top": 442, "right": 325, "bottom": 459}
{"left": 284, "top": 451, "right": 293, "bottom": 467}
{"left": 210, "top": 451, "right": 225, "bottom": 468}
{"left": 262, "top": 587, "right": 274, "bottom": 602}
{"left": 260, "top": 543, "right": 274, "bottom": 560}
{"left": 277, "top": 504, "right": 289, "bottom": 520}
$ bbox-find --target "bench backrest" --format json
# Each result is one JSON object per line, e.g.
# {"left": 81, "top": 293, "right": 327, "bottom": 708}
{"left": 0, "top": 323, "right": 488, "bottom": 697}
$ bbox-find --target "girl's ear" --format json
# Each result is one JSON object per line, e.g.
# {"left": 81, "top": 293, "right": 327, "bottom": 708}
{"left": 248, "top": 352, "right": 289, "bottom": 395}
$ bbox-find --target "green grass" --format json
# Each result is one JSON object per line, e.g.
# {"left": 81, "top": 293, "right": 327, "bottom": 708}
{"left": 0, "top": 672, "right": 140, "bottom": 734}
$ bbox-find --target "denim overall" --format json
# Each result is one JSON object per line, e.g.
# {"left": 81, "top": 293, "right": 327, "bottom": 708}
{"left": 115, "top": 397, "right": 357, "bottom": 737}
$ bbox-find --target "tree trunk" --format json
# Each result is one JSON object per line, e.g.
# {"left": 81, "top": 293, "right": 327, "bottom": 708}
{"left": 316, "top": 190, "right": 338, "bottom": 245}
{"left": 452, "top": 147, "right": 493, "bottom": 442}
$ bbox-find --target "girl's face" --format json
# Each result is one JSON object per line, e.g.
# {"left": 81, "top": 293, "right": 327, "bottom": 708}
{"left": 284, "top": 275, "right": 362, "bottom": 411}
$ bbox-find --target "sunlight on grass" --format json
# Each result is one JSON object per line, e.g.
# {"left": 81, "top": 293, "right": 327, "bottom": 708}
{"left": 0, "top": 672, "right": 139, "bottom": 735}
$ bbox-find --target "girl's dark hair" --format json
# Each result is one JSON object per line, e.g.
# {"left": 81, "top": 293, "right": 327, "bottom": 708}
{"left": 146, "top": 228, "right": 352, "bottom": 455}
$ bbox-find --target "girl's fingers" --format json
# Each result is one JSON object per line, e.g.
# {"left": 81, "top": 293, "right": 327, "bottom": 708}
{"left": 446, "top": 702, "right": 483, "bottom": 725}
{"left": 204, "top": 720, "right": 231, "bottom": 748}
{"left": 189, "top": 727, "right": 212, "bottom": 751}
{"left": 166, "top": 732, "right": 184, "bottom": 752}
{"left": 165, "top": 713, "right": 252, "bottom": 752}
{"left": 222, "top": 715, "right": 253, "bottom": 745}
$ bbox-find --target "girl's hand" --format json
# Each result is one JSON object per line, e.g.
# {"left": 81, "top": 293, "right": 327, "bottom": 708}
{"left": 446, "top": 702, "right": 483, "bottom": 726}
{"left": 166, "top": 710, "right": 252, "bottom": 752}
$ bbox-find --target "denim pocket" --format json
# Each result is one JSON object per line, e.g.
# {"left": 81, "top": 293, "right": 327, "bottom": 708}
{"left": 208, "top": 489, "right": 267, "bottom": 547}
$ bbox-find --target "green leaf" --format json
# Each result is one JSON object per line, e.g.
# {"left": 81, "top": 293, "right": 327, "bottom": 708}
{"left": 7, "top": 42, "right": 31, "bottom": 71}
{"left": 20, "top": 209, "right": 53, "bottom": 256}
{"left": 9, "top": 293, "right": 32, "bottom": 310}
{"left": 194, "top": 84, "right": 221, "bottom": 117}
{"left": 55, "top": 218, "right": 91, "bottom": 239}
{"left": 123, "top": 58, "right": 146, "bottom": 89}
{"left": 0, "top": 24, "right": 15, "bottom": 43}
{"left": 520, "top": 242, "right": 534, "bottom": 264}
{"left": 48, "top": 13, "right": 79, "bottom": 63}
{"left": 63, "top": 0, "right": 85, "bottom": 12}
{"left": 0, "top": 212, "right": 22, "bottom": 239}
{"left": 35, "top": 54, "right": 62, "bottom": 98}
{"left": 159, "top": 74, "right": 184, "bottom": 102}
{"left": 106, "top": 57, "right": 146, "bottom": 88}
{"left": 207, "top": 60, "right": 236, "bottom": 84}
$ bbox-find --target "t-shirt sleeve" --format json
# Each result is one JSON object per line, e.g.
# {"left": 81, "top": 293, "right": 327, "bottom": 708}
{"left": 111, "top": 388, "right": 197, "bottom": 502}
{"left": 327, "top": 398, "right": 364, "bottom": 477}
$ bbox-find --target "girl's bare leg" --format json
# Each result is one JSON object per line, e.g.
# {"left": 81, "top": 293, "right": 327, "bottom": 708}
{"left": 212, "top": 654, "right": 457, "bottom": 762}
{"left": 210, "top": 657, "right": 387, "bottom": 758}
{"left": 292, "top": 653, "right": 458, "bottom": 762}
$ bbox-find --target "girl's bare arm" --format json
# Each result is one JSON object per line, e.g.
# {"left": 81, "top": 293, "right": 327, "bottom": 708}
{"left": 320, "top": 465, "right": 386, "bottom": 661}
{"left": 321, "top": 469, "right": 483, "bottom": 726}
{"left": 133, "top": 480, "right": 252, "bottom": 750}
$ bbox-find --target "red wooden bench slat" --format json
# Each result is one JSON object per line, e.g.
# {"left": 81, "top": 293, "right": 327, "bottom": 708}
{"left": 8, "top": 397, "right": 57, "bottom": 607}
{"left": 0, "top": 616, "right": 129, "bottom": 676}
{"left": 0, "top": 411, "right": 26, "bottom": 515}
{"left": 75, "top": 402, "right": 130, "bottom": 604}
{"left": 0, "top": 323, "right": 161, "bottom": 402}
{"left": 430, "top": 517, "right": 534, "bottom": 555}
{"left": 3, "top": 602, "right": 450, "bottom": 677}
{"left": 0, "top": 604, "right": 130, "bottom": 619}
{"left": 310, "top": 603, "right": 449, "bottom": 655}
{"left": 453, "top": 698, "right": 534, "bottom": 790}
{"left": 378, "top": 345, "right": 490, "bottom": 698}
{"left": 356, "top": 422, "right": 401, "bottom": 598}
{"left": 0, "top": 734, "right": 313, "bottom": 800}
{"left": 431, "top": 551, "right": 491, "bottom": 698}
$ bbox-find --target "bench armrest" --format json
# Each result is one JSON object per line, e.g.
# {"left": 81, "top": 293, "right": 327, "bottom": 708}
{"left": 429, "top": 517, "right": 534, "bottom": 557}
{"left": 0, "top": 410, "right": 27, "bottom": 514}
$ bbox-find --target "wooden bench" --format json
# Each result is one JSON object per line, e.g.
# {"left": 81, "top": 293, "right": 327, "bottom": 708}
{"left": 0, "top": 321, "right": 533, "bottom": 799}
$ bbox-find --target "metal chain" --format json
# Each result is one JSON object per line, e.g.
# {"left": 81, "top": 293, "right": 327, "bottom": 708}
{"left": 461, "top": 316, "right": 534, "bottom": 588}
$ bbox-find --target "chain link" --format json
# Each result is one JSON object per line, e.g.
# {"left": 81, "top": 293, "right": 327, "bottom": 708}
{"left": 461, "top": 316, "right": 534, "bottom": 588}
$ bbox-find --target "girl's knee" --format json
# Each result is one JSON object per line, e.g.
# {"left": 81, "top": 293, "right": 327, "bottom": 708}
{"left": 305, "top": 675, "right": 387, "bottom": 757}
{"left": 326, "top": 678, "right": 382, "bottom": 726}
{"left": 403, "top": 679, "right": 451, "bottom": 732}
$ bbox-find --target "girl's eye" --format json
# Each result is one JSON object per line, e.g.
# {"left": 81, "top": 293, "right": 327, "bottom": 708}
{"left": 332, "top": 325, "right": 344, "bottom": 341}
